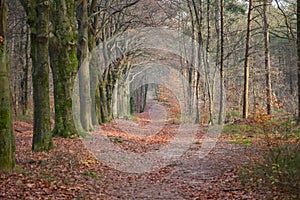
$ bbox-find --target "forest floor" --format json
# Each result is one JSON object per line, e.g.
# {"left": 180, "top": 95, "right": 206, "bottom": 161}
{"left": 1, "top": 122, "right": 262, "bottom": 200}
{"left": 0, "top": 99, "right": 289, "bottom": 199}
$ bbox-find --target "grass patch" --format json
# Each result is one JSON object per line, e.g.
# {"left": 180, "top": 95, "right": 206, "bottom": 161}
{"left": 84, "top": 171, "right": 102, "bottom": 179}
{"left": 167, "top": 163, "right": 177, "bottom": 167}
{"left": 14, "top": 166, "right": 27, "bottom": 174}
{"left": 223, "top": 123, "right": 256, "bottom": 146}
{"left": 129, "top": 115, "right": 138, "bottom": 121}
{"left": 231, "top": 138, "right": 251, "bottom": 146}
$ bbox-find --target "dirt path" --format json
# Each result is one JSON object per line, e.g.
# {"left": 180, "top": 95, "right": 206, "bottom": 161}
{"left": 88, "top": 127, "right": 261, "bottom": 199}
{"left": 81, "top": 102, "right": 265, "bottom": 200}
{"left": 2, "top": 97, "right": 270, "bottom": 199}
{"left": 1, "top": 118, "right": 270, "bottom": 199}
{"left": 77, "top": 93, "right": 267, "bottom": 199}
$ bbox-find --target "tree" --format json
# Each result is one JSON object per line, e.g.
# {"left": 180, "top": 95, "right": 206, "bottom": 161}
{"left": 218, "top": 0, "right": 225, "bottom": 124}
{"left": 297, "top": 0, "right": 300, "bottom": 123}
{"left": 7, "top": 0, "right": 30, "bottom": 117}
{"left": 243, "top": 0, "right": 253, "bottom": 119}
{"left": 49, "top": 0, "right": 78, "bottom": 138}
{"left": 31, "top": 0, "right": 52, "bottom": 150}
{"left": 20, "top": 0, "right": 53, "bottom": 151}
{"left": 0, "top": 0, "right": 15, "bottom": 171}
{"left": 263, "top": 0, "right": 272, "bottom": 115}
{"left": 76, "top": 0, "right": 93, "bottom": 132}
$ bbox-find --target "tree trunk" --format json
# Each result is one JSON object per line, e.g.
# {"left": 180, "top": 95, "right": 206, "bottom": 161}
{"left": 0, "top": 0, "right": 15, "bottom": 171}
{"left": 49, "top": 0, "right": 78, "bottom": 138}
{"left": 77, "top": 0, "right": 93, "bottom": 131}
{"left": 31, "top": 0, "right": 52, "bottom": 151}
{"left": 263, "top": 0, "right": 272, "bottom": 115}
{"left": 19, "top": 0, "right": 53, "bottom": 150}
{"left": 112, "top": 78, "right": 119, "bottom": 116}
{"left": 218, "top": 0, "right": 225, "bottom": 124}
{"left": 21, "top": 26, "right": 30, "bottom": 115}
{"left": 243, "top": 0, "right": 253, "bottom": 119}
{"left": 297, "top": 0, "right": 300, "bottom": 122}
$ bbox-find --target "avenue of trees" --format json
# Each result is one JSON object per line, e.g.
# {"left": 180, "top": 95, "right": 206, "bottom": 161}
{"left": 0, "top": 0, "right": 299, "bottom": 171}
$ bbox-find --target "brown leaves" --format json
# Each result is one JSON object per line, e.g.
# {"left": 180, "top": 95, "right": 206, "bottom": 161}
{"left": 1, "top": 117, "right": 286, "bottom": 199}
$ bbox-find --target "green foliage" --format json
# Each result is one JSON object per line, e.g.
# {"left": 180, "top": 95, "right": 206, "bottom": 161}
{"left": 129, "top": 115, "right": 138, "bottom": 121}
{"left": 167, "top": 163, "right": 177, "bottom": 167}
{"left": 226, "top": 1, "right": 246, "bottom": 14}
{"left": 237, "top": 114, "right": 300, "bottom": 198}
{"left": 231, "top": 138, "right": 251, "bottom": 146}
{"left": 84, "top": 171, "right": 102, "bottom": 179}
{"left": 14, "top": 166, "right": 27, "bottom": 174}
{"left": 225, "top": 110, "right": 241, "bottom": 121}
{"left": 240, "top": 144, "right": 300, "bottom": 198}
{"left": 223, "top": 113, "right": 300, "bottom": 145}
{"left": 223, "top": 123, "right": 258, "bottom": 145}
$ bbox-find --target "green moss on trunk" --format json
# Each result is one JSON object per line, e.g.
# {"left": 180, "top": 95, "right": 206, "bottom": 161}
{"left": 50, "top": 0, "right": 78, "bottom": 138}
{"left": 0, "top": 0, "right": 15, "bottom": 171}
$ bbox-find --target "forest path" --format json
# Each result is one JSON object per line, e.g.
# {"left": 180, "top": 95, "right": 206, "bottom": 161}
{"left": 4, "top": 113, "right": 268, "bottom": 199}
{"left": 83, "top": 97, "right": 264, "bottom": 199}
{"left": 99, "top": 136, "right": 256, "bottom": 199}
{"left": 3, "top": 95, "right": 268, "bottom": 199}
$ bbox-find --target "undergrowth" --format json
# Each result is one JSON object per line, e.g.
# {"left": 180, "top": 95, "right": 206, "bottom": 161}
{"left": 225, "top": 109, "right": 300, "bottom": 199}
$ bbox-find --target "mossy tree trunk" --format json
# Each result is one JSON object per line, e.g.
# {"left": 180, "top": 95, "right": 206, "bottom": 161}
{"left": 298, "top": 0, "right": 300, "bottom": 123}
{"left": 0, "top": 0, "right": 15, "bottom": 171}
{"left": 49, "top": 0, "right": 78, "bottom": 138}
{"left": 20, "top": 0, "right": 53, "bottom": 151}
{"left": 32, "top": 0, "right": 52, "bottom": 151}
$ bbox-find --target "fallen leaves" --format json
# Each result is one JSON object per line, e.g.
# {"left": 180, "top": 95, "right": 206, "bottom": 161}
{"left": 0, "top": 111, "right": 291, "bottom": 199}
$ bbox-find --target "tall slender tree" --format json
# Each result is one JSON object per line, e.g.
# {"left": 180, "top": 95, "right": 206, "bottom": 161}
{"left": 243, "top": 0, "right": 253, "bottom": 118}
{"left": 263, "top": 0, "right": 272, "bottom": 115}
{"left": 218, "top": 0, "right": 225, "bottom": 124}
{"left": 0, "top": 0, "right": 15, "bottom": 171}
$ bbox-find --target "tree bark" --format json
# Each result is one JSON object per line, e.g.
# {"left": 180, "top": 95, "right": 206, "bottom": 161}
{"left": 0, "top": 0, "right": 15, "bottom": 171}
{"left": 297, "top": 0, "right": 300, "bottom": 122}
{"left": 243, "top": 0, "right": 253, "bottom": 119}
{"left": 218, "top": 0, "right": 225, "bottom": 124}
{"left": 19, "top": 0, "right": 53, "bottom": 150}
{"left": 77, "top": 0, "right": 93, "bottom": 131}
{"left": 263, "top": 0, "right": 272, "bottom": 115}
{"left": 49, "top": 0, "right": 78, "bottom": 138}
{"left": 32, "top": 0, "right": 52, "bottom": 151}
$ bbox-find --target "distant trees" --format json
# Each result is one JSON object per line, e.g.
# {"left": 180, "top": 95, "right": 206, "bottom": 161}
{"left": 0, "top": 0, "right": 15, "bottom": 171}
{"left": 7, "top": 0, "right": 30, "bottom": 117}
{"left": 2, "top": 0, "right": 298, "bottom": 156}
